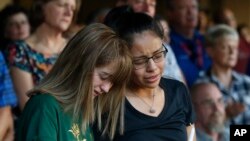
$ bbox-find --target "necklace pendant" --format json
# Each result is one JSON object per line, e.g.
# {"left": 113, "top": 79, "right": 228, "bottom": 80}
{"left": 149, "top": 108, "right": 156, "bottom": 113}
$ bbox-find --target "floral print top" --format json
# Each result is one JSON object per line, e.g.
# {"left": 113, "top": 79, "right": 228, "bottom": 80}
{"left": 6, "top": 40, "right": 59, "bottom": 85}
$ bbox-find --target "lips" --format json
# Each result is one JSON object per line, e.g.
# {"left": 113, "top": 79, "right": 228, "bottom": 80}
{"left": 62, "top": 18, "right": 72, "bottom": 23}
{"left": 145, "top": 74, "right": 160, "bottom": 83}
{"left": 94, "top": 90, "right": 102, "bottom": 97}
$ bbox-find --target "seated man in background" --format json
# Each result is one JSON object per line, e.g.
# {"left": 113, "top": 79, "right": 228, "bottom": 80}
{"left": 154, "top": 15, "right": 186, "bottom": 83}
{"left": 165, "top": 0, "right": 212, "bottom": 87}
{"left": 191, "top": 82, "right": 229, "bottom": 141}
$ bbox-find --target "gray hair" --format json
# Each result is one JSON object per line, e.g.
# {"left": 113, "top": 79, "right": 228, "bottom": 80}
{"left": 205, "top": 24, "right": 239, "bottom": 47}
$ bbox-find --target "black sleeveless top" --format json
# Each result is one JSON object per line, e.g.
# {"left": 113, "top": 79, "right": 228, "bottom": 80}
{"left": 94, "top": 78, "right": 195, "bottom": 141}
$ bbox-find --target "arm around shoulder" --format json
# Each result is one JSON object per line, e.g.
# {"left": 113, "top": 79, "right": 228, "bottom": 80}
{"left": 0, "top": 106, "right": 14, "bottom": 141}
{"left": 186, "top": 124, "right": 196, "bottom": 141}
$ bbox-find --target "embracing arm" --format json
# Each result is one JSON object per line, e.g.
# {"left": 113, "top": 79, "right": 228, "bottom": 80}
{"left": 186, "top": 124, "right": 196, "bottom": 141}
{"left": 181, "top": 82, "right": 196, "bottom": 141}
{"left": 10, "top": 67, "right": 34, "bottom": 110}
{"left": 0, "top": 106, "right": 14, "bottom": 141}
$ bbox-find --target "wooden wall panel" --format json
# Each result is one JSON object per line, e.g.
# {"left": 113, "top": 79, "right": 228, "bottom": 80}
{"left": 224, "top": 0, "right": 250, "bottom": 27}
{"left": 0, "top": 0, "right": 12, "bottom": 10}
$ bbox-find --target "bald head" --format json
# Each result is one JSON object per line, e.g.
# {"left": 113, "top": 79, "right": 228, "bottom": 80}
{"left": 191, "top": 82, "right": 222, "bottom": 103}
{"left": 116, "top": 0, "right": 156, "bottom": 17}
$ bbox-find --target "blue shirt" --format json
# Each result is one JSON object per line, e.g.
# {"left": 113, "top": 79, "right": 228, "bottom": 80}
{"left": 170, "top": 30, "right": 211, "bottom": 87}
{"left": 196, "top": 70, "right": 250, "bottom": 125}
{"left": 0, "top": 51, "right": 17, "bottom": 107}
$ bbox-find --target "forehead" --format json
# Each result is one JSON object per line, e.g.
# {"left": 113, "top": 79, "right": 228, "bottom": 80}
{"left": 223, "top": 9, "right": 234, "bottom": 16}
{"left": 195, "top": 84, "right": 222, "bottom": 102}
{"left": 8, "top": 13, "right": 28, "bottom": 21}
{"left": 96, "top": 61, "right": 117, "bottom": 74}
{"left": 172, "top": 0, "right": 197, "bottom": 7}
{"left": 48, "top": 0, "right": 76, "bottom": 5}
{"left": 131, "top": 31, "right": 162, "bottom": 54}
{"left": 127, "top": 0, "right": 156, "bottom": 3}
{"left": 215, "top": 35, "right": 238, "bottom": 44}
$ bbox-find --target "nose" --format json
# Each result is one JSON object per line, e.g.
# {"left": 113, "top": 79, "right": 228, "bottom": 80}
{"left": 16, "top": 23, "right": 21, "bottom": 29}
{"left": 15, "top": 22, "right": 23, "bottom": 30}
{"left": 187, "top": 8, "right": 194, "bottom": 16}
{"left": 100, "top": 82, "right": 113, "bottom": 93}
{"left": 228, "top": 46, "right": 237, "bottom": 55}
{"left": 64, "top": 5, "right": 73, "bottom": 17}
{"left": 213, "top": 103, "right": 219, "bottom": 111}
{"left": 146, "top": 58, "right": 157, "bottom": 71}
{"left": 212, "top": 101, "right": 223, "bottom": 112}
{"left": 142, "top": 2, "right": 153, "bottom": 17}
{"left": 143, "top": 3, "right": 150, "bottom": 12}
{"left": 187, "top": 5, "right": 198, "bottom": 17}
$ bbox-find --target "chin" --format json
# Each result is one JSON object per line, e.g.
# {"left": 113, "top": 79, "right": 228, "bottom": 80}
{"left": 145, "top": 80, "right": 161, "bottom": 88}
{"left": 20, "top": 34, "right": 29, "bottom": 40}
{"left": 58, "top": 24, "right": 71, "bottom": 32}
{"left": 227, "top": 63, "right": 237, "bottom": 68}
{"left": 209, "top": 121, "right": 225, "bottom": 133}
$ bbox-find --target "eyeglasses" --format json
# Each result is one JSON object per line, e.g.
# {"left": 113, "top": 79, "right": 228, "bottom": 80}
{"left": 199, "top": 98, "right": 224, "bottom": 108}
{"left": 132, "top": 44, "right": 168, "bottom": 70}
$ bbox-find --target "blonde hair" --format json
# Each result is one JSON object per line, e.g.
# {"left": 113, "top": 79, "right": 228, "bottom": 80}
{"left": 28, "top": 23, "right": 132, "bottom": 139}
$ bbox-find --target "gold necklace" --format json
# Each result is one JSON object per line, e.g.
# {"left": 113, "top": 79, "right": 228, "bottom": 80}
{"left": 134, "top": 93, "right": 156, "bottom": 113}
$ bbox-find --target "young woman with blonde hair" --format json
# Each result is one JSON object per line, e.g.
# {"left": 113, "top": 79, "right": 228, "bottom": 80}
{"left": 17, "top": 23, "right": 132, "bottom": 141}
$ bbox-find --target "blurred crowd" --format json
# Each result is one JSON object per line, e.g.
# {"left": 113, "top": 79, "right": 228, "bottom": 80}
{"left": 1, "top": 0, "right": 250, "bottom": 141}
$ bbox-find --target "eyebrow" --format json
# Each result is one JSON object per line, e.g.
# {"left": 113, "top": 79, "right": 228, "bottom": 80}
{"left": 133, "top": 47, "right": 164, "bottom": 59}
{"left": 100, "top": 72, "right": 112, "bottom": 76}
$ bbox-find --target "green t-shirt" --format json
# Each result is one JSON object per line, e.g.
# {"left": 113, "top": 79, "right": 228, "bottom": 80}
{"left": 17, "top": 94, "right": 93, "bottom": 141}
